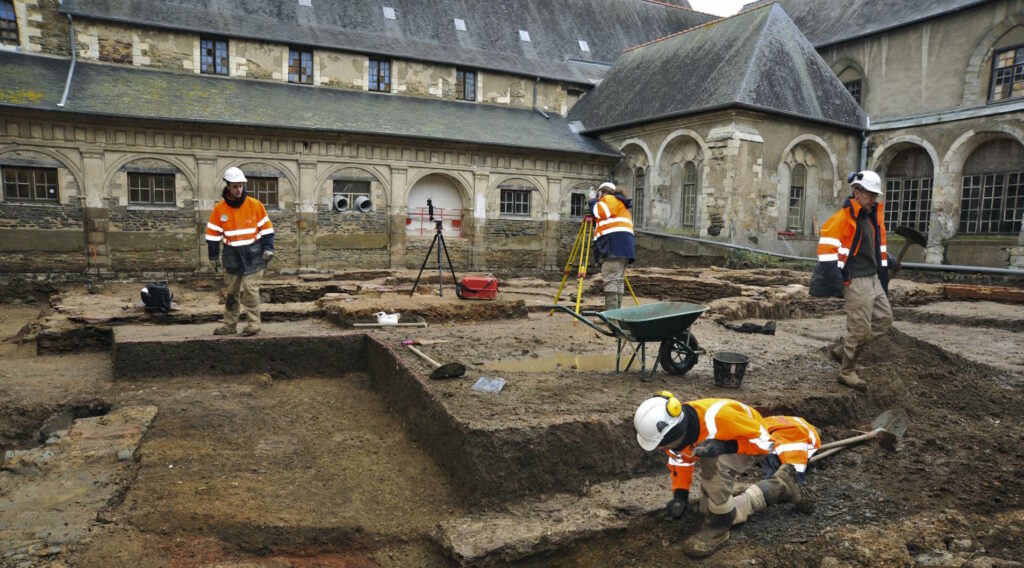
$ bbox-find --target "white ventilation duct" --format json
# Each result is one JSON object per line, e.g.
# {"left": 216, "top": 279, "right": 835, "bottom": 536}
{"left": 354, "top": 195, "right": 373, "bottom": 212}
{"left": 333, "top": 195, "right": 349, "bottom": 211}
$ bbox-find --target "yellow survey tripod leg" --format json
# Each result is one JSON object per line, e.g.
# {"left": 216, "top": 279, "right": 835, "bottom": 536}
{"left": 624, "top": 273, "right": 639, "bottom": 306}
{"left": 550, "top": 216, "right": 589, "bottom": 314}
{"left": 573, "top": 218, "right": 595, "bottom": 315}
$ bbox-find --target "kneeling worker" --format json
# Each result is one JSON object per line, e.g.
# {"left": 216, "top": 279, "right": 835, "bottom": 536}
{"left": 634, "top": 393, "right": 816, "bottom": 558}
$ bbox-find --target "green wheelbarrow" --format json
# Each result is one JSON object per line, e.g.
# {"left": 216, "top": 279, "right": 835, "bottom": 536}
{"left": 545, "top": 301, "right": 709, "bottom": 379}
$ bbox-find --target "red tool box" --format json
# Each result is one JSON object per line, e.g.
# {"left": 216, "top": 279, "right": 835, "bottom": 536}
{"left": 456, "top": 276, "right": 499, "bottom": 300}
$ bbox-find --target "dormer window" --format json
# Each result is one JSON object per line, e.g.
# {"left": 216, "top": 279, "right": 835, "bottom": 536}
{"left": 382, "top": 6, "right": 396, "bottom": 19}
{"left": 519, "top": 30, "right": 531, "bottom": 42}
{"left": 578, "top": 40, "right": 590, "bottom": 52}
{"left": 200, "top": 36, "right": 229, "bottom": 75}
{"left": 1, "top": 0, "right": 19, "bottom": 46}
{"left": 454, "top": 18, "right": 466, "bottom": 31}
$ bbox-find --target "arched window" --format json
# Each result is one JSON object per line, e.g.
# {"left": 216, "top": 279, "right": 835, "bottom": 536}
{"left": 884, "top": 148, "right": 932, "bottom": 232}
{"left": 787, "top": 164, "right": 806, "bottom": 232}
{"left": 633, "top": 167, "right": 646, "bottom": 228}
{"left": 960, "top": 139, "right": 1024, "bottom": 234}
{"left": 682, "top": 161, "right": 698, "bottom": 228}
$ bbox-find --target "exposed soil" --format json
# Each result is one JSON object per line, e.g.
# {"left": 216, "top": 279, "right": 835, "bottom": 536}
{"left": 1, "top": 269, "right": 1022, "bottom": 567}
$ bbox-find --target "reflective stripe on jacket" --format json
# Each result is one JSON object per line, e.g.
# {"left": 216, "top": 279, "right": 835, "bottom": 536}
{"left": 206, "top": 197, "right": 274, "bottom": 247}
{"left": 592, "top": 194, "right": 634, "bottom": 240}
{"left": 809, "top": 197, "right": 890, "bottom": 297}
{"left": 764, "top": 415, "right": 820, "bottom": 474}
{"left": 664, "top": 398, "right": 773, "bottom": 492}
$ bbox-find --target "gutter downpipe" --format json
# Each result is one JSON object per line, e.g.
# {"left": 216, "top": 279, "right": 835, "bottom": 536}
{"left": 57, "top": 11, "right": 75, "bottom": 108}
{"left": 859, "top": 116, "right": 870, "bottom": 170}
{"left": 636, "top": 229, "right": 1024, "bottom": 276}
{"left": 533, "top": 77, "right": 549, "bottom": 119}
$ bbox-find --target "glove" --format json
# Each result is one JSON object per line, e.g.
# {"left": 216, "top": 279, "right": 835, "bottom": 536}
{"left": 666, "top": 489, "right": 688, "bottom": 519}
{"left": 262, "top": 250, "right": 274, "bottom": 262}
{"left": 693, "top": 439, "right": 739, "bottom": 458}
{"left": 209, "top": 259, "right": 221, "bottom": 272}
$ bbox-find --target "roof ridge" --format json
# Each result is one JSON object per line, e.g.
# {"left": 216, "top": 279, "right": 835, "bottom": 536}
{"left": 734, "top": 4, "right": 780, "bottom": 104}
{"left": 639, "top": 0, "right": 706, "bottom": 14}
{"left": 623, "top": 1, "right": 774, "bottom": 53}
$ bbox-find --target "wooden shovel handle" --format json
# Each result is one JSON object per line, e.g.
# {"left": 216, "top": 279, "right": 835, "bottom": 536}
{"left": 818, "top": 428, "right": 881, "bottom": 451}
{"left": 809, "top": 445, "right": 847, "bottom": 463}
{"left": 407, "top": 345, "right": 441, "bottom": 369}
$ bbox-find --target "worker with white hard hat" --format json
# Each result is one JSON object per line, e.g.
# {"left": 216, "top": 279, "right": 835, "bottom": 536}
{"left": 810, "top": 169, "right": 894, "bottom": 391}
{"left": 588, "top": 181, "right": 635, "bottom": 311}
{"left": 204, "top": 166, "right": 275, "bottom": 336}
{"left": 634, "top": 392, "right": 815, "bottom": 558}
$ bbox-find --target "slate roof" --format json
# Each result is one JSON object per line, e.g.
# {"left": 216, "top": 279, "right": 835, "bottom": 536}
{"left": 567, "top": 4, "right": 867, "bottom": 133}
{"left": 743, "top": 0, "right": 994, "bottom": 47}
{"left": 0, "top": 51, "right": 618, "bottom": 158}
{"left": 61, "top": 0, "right": 717, "bottom": 86}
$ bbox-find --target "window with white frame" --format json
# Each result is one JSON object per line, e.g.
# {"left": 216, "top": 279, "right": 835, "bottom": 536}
{"left": 959, "top": 139, "right": 1024, "bottom": 234}
{"left": 570, "top": 192, "right": 586, "bottom": 218}
{"left": 990, "top": 45, "right": 1024, "bottom": 103}
{"left": 884, "top": 148, "right": 933, "bottom": 233}
{"left": 787, "top": 164, "right": 806, "bottom": 232}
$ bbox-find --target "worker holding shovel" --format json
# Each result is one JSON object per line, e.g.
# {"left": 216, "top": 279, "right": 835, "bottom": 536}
{"left": 634, "top": 393, "right": 816, "bottom": 558}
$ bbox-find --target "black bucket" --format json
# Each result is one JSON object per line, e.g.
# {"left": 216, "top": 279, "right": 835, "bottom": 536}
{"left": 712, "top": 352, "right": 750, "bottom": 388}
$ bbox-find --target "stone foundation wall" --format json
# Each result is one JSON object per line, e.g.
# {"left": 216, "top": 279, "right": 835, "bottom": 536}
{"left": 484, "top": 218, "right": 544, "bottom": 268}
{"left": 0, "top": 199, "right": 86, "bottom": 272}
{"left": 315, "top": 209, "right": 391, "bottom": 269}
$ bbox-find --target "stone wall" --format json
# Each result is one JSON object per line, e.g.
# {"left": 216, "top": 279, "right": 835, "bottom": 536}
{"left": 315, "top": 209, "right": 391, "bottom": 269}
{"left": 484, "top": 218, "right": 544, "bottom": 268}
{"left": 0, "top": 199, "right": 86, "bottom": 272}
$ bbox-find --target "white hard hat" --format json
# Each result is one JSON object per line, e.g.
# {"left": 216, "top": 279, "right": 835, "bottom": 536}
{"left": 597, "top": 181, "right": 616, "bottom": 193}
{"left": 223, "top": 166, "right": 247, "bottom": 184}
{"left": 634, "top": 394, "right": 686, "bottom": 451}
{"left": 848, "top": 170, "right": 882, "bottom": 195}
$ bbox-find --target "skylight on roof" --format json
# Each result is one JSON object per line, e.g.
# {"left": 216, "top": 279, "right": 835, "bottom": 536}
{"left": 383, "top": 6, "right": 396, "bottom": 19}
{"left": 298, "top": 0, "right": 311, "bottom": 6}
{"left": 578, "top": 40, "right": 590, "bottom": 52}
{"left": 454, "top": 18, "right": 466, "bottom": 31}
{"left": 519, "top": 30, "right": 531, "bottom": 42}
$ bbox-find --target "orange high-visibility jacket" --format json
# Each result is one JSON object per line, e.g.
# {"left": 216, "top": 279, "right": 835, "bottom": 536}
{"left": 664, "top": 399, "right": 773, "bottom": 492}
{"left": 205, "top": 196, "right": 274, "bottom": 247}
{"left": 591, "top": 194, "right": 634, "bottom": 240}
{"left": 764, "top": 415, "right": 820, "bottom": 475}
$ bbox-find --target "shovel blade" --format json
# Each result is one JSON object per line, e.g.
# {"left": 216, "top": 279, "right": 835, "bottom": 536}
{"left": 430, "top": 363, "right": 466, "bottom": 380}
{"left": 871, "top": 408, "right": 908, "bottom": 449}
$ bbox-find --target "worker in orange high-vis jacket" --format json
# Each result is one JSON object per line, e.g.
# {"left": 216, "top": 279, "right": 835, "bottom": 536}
{"left": 588, "top": 181, "right": 635, "bottom": 311}
{"left": 758, "top": 415, "right": 821, "bottom": 486}
{"left": 634, "top": 393, "right": 813, "bottom": 559}
{"left": 809, "top": 170, "right": 894, "bottom": 391}
{"left": 205, "top": 167, "right": 274, "bottom": 336}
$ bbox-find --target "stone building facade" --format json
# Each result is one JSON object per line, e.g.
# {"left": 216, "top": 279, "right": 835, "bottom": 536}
{"left": 2, "top": 0, "right": 1023, "bottom": 277}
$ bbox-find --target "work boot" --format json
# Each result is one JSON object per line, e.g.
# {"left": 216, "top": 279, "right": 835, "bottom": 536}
{"left": 759, "top": 464, "right": 814, "bottom": 514}
{"left": 828, "top": 340, "right": 843, "bottom": 363}
{"left": 837, "top": 372, "right": 866, "bottom": 391}
{"left": 240, "top": 324, "right": 261, "bottom": 336}
{"left": 682, "top": 510, "right": 736, "bottom": 558}
{"left": 604, "top": 292, "right": 618, "bottom": 312}
{"left": 213, "top": 324, "right": 236, "bottom": 335}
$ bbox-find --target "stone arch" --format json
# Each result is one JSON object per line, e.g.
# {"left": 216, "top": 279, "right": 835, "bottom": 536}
{"left": 103, "top": 154, "right": 196, "bottom": 197}
{"left": 406, "top": 169, "right": 472, "bottom": 205}
{"left": 0, "top": 145, "right": 85, "bottom": 201}
{"left": 943, "top": 124, "right": 1024, "bottom": 176}
{"left": 654, "top": 129, "right": 709, "bottom": 170}
{"left": 870, "top": 135, "right": 941, "bottom": 176}
{"left": 776, "top": 135, "right": 839, "bottom": 235}
{"left": 560, "top": 179, "right": 603, "bottom": 218}
{"left": 961, "top": 12, "right": 1024, "bottom": 106}
{"left": 103, "top": 154, "right": 196, "bottom": 206}
{"left": 316, "top": 164, "right": 391, "bottom": 210}
{"left": 222, "top": 159, "right": 299, "bottom": 206}
{"left": 406, "top": 171, "right": 469, "bottom": 238}
{"left": 614, "top": 141, "right": 651, "bottom": 197}
{"left": 486, "top": 173, "right": 548, "bottom": 205}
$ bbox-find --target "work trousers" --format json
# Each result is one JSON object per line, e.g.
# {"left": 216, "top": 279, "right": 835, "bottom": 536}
{"left": 840, "top": 275, "right": 893, "bottom": 381}
{"left": 222, "top": 270, "right": 263, "bottom": 329}
{"left": 602, "top": 257, "right": 627, "bottom": 294}
{"left": 697, "top": 453, "right": 763, "bottom": 516}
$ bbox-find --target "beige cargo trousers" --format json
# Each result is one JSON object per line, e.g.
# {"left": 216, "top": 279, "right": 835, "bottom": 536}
{"left": 839, "top": 274, "right": 893, "bottom": 385}
{"left": 222, "top": 270, "right": 263, "bottom": 331}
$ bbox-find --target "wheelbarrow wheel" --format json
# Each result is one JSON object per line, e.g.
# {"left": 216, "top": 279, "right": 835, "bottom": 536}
{"left": 659, "top": 333, "right": 699, "bottom": 376}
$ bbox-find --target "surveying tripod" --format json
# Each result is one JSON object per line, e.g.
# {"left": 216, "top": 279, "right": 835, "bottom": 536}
{"left": 550, "top": 214, "right": 638, "bottom": 314}
{"left": 409, "top": 219, "right": 459, "bottom": 297}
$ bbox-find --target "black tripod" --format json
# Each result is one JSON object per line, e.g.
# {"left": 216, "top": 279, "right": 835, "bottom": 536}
{"left": 410, "top": 219, "right": 459, "bottom": 297}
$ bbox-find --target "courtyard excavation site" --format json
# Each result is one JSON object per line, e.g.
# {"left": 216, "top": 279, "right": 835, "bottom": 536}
{"left": 1, "top": 266, "right": 1023, "bottom": 567}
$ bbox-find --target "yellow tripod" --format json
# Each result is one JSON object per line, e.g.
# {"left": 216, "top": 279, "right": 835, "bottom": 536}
{"left": 551, "top": 214, "right": 638, "bottom": 314}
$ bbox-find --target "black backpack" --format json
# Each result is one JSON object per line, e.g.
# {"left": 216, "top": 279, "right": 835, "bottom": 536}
{"left": 141, "top": 282, "right": 173, "bottom": 313}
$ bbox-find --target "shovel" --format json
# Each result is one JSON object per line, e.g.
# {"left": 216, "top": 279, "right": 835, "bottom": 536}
{"left": 406, "top": 344, "right": 466, "bottom": 380}
{"left": 890, "top": 226, "right": 927, "bottom": 277}
{"left": 809, "top": 408, "right": 908, "bottom": 463}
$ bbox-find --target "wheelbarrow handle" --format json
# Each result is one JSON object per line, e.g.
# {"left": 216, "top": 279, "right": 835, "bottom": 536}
{"left": 542, "top": 305, "right": 618, "bottom": 337}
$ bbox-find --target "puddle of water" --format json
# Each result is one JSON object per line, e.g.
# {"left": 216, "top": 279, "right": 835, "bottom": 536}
{"left": 486, "top": 352, "right": 640, "bottom": 373}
